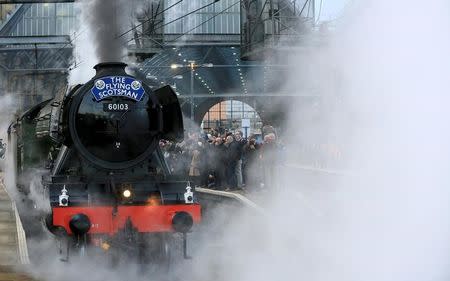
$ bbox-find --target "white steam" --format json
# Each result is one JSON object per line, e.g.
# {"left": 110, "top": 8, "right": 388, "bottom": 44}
{"left": 0, "top": 94, "right": 18, "bottom": 137}
{"left": 68, "top": 6, "right": 97, "bottom": 85}
{"left": 20, "top": 169, "right": 50, "bottom": 212}
{"left": 0, "top": 94, "right": 18, "bottom": 176}
{"left": 183, "top": 1, "right": 450, "bottom": 281}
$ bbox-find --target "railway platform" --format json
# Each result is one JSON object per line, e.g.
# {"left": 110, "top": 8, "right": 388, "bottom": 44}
{"left": 0, "top": 175, "right": 32, "bottom": 280}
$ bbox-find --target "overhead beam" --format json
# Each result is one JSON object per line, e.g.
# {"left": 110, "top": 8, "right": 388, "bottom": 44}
{"left": 0, "top": 36, "right": 71, "bottom": 45}
{"left": 0, "top": 45, "right": 72, "bottom": 51}
{"left": 177, "top": 92, "right": 320, "bottom": 98}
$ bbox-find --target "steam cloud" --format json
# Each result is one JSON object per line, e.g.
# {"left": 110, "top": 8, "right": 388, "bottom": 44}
{"left": 176, "top": 1, "right": 450, "bottom": 281}
{"left": 0, "top": 95, "right": 17, "bottom": 175}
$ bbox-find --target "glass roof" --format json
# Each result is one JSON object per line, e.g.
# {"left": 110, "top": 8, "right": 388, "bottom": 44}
{"left": 139, "top": 46, "right": 272, "bottom": 96}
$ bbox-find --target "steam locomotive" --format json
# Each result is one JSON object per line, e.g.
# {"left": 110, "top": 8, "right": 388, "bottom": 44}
{"left": 8, "top": 62, "right": 201, "bottom": 264}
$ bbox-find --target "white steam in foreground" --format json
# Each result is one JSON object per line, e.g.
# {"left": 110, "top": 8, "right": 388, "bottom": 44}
{"left": 185, "top": 1, "right": 450, "bottom": 281}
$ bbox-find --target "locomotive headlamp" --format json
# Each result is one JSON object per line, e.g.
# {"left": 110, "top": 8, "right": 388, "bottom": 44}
{"left": 59, "top": 185, "right": 69, "bottom": 207}
{"left": 123, "top": 189, "right": 132, "bottom": 198}
{"left": 120, "top": 183, "right": 133, "bottom": 199}
{"left": 184, "top": 183, "right": 194, "bottom": 204}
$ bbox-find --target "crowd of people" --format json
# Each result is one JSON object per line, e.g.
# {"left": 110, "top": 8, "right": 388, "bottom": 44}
{"left": 159, "top": 127, "right": 283, "bottom": 192}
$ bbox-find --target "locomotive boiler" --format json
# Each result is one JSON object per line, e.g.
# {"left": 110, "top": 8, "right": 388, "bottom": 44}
{"left": 8, "top": 62, "right": 200, "bottom": 264}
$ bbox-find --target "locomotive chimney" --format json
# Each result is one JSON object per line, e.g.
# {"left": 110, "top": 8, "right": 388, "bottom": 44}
{"left": 93, "top": 62, "right": 127, "bottom": 77}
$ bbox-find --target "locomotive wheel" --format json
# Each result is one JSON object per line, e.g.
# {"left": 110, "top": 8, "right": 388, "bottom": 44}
{"left": 140, "top": 233, "right": 172, "bottom": 273}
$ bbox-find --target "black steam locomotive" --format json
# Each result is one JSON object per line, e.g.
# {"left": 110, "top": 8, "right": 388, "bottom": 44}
{"left": 8, "top": 62, "right": 200, "bottom": 264}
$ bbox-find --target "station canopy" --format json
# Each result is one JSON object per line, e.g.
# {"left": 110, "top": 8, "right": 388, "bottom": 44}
{"left": 138, "top": 46, "right": 279, "bottom": 97}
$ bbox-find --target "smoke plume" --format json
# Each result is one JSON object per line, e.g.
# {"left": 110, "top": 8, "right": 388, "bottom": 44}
{"left": 81, "top": 0, "right": 128, "bottom": 62}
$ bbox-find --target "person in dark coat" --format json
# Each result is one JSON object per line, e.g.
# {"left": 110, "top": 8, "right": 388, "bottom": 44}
{"left": 203, "top": 138, "right": 217, "bottom": 188}
{"left": 242, "top": 138, "right": 258, "bottom": 188}
{"left": 233, "top": 131, "right": 247, "bottom": 188}
{"left": 213, "top": 137, "right": 227, "bottom": 190}
{"left": 224, "top": 135, "right": 237, "bottom": 190}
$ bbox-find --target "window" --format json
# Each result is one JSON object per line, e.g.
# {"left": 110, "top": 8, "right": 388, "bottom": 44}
{"left": 11, "top": 3, "right": 76, "bottom": 36}
{"left": 164, "top": 0, "right": 240, "bottom": 34}
{"left": 202, "top": 100, "right": 262, "bottom": 137}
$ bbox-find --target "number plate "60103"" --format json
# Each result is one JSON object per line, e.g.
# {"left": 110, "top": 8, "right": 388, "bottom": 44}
{"left": 103, "top": 103, "right": 131, "bottom": 112}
